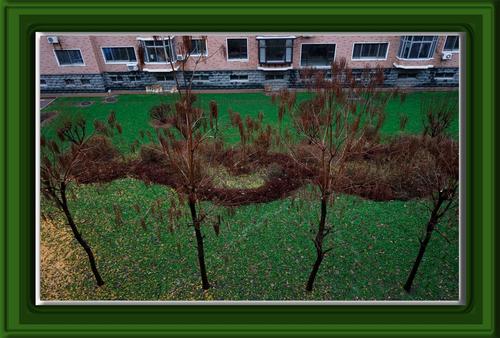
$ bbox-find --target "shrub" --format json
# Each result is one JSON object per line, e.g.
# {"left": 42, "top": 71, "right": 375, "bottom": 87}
{"left": 150, "top": 103, "right": 172, "bottom": 125}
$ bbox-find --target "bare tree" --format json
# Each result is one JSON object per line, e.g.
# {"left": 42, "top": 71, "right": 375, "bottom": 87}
{"left": 165, "top": 36, "right": 225, "bottom": 98}
{"left": 403, "top": 95, "right": 459, "bottom": 292}
{"left": 139, "top": 36, "right": 227, "bottom": 290}
{"left": 421, "top": 93, "right": 457, "bottom": 138}
{"left": 148, "top": 93, "right": 217, "bottom": 290}
{"left": 40, "top": 114, "right": 121, "bottom": 286}
{"left": 280, "top": 59, "right": 401, "bottom": 291}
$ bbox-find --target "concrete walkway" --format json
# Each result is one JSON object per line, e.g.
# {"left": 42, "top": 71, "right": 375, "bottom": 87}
{"left": 40, "top": 98, "right": 56, "bottom": 109}
{"left": 40, "top": 86, "right": 458, "bottom": 99}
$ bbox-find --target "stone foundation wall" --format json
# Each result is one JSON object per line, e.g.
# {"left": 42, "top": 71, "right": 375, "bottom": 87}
{"left": 40, "top": 67, "right": 459, "bottom": 93}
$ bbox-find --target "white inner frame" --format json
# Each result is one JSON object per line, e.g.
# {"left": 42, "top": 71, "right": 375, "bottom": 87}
{"left": 443, "top": 35, "right": 460, "bottom": 54}
{"left": 53, "top": 48, "right": 85, "bottom": 67}
{"left": 138, "top": 37, "right": 176, "bottom": 64}
{"left": 351, "top": 41, "right": 390, "bottom": 61}
{"left": 226, "top": 37, "right": 249, "bottom": 62}
{"left": 188, "top": 37, "right": 208, "bottom": 57}
{"left": 229, "top": 74, "right": 249, "bottom": 82}
{"left": 101, "top": 46, "right": 138, "bottom": 64}
{"left": 396, "top": 35, "right": 438, "bottom": 60}
{"left": 299, "top": 42, "right": 336, "bottom": 69}
{"left": 36, "top": 32, "right": 465, "bottom": 307}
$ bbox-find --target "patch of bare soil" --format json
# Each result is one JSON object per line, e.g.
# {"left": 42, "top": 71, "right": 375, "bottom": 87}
{"left": 40, "top": 214, "right": 86, "bottom": 300}
{"left": 78, "top": 101, "right": 94, "bottom": 107}
{"left": 103, "top": 96, "right": 117, "bottom": 104}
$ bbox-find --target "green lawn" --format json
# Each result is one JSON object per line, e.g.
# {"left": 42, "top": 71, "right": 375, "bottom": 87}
{"left": 42, "top": 91, "right": 459, "bottom": 152}
{"left": 40, "top": 91, "right": 460, "bottom": 301}
{"left": 41, "top": 179, "right": 458, "bottom": 301}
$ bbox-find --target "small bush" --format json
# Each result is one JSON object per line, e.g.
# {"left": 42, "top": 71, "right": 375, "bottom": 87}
{"left": 150, "top": 103, "right": 172, "bottom": 124}
{"left": 139, "top": 144, "right": 165, "bottom": 164}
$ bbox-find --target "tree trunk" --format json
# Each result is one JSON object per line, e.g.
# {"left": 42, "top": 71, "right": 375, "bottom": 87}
{"left": 306, "top": 251, "right": 324, "bottom": 292}
{"left": 403, "top": 202, "right": 443, "bottom": 292}
{"left": 403, "top": 229, "right": 432, "bottom": 292}
{"left": 188, "top": 199, "right": 211, "bottom": 290}
{"left": 60, "top": 184, "right": 104, "bottom": 287}
{"left": 306, "top": 197, "right": 328, "bottom": 292}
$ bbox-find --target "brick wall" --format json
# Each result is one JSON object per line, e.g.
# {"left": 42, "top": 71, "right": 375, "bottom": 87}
{"left": 39, "top": 33, "right": 460, "bottom": 92}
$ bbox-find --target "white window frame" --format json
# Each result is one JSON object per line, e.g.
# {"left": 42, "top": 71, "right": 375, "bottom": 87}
{"left": 226, "top": 37, "right": 249, "bottom": 62}
{"left": 443, "top": 35, "right": 460, "bottom": 53}
{"left": 351, "top": 42, "right": 390, "bottom": 61}
{"left": 53, "top": 48, "right": 85, "bottom": 67}
{"left": 257, "top": 37, "right": 294, "bottom": 64}
{"left": 101, "top": 46, "right": 138, "bottom": 64}
{"left": 137, "top": 37, "right": 175, "bottom": 64}
{"left": 229, "top": 74, "right": 249, "bottom": 83}
{"left": 299, "top": 43, "right": 336, "bottom": 69}
{"left": 188, "top": 37, "right": 208, "bottom": 57}
{"left": 396, "top": 36, "right": 438, "bottom": 60}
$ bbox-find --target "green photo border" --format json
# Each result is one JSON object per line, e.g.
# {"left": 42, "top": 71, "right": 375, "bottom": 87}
{"left": 0, "top": 0, "right": 497, "bottom": 336}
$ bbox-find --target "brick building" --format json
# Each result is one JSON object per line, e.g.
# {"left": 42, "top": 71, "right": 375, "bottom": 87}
{"left": 39, "top": 33, "right": 460, "bottom": 93}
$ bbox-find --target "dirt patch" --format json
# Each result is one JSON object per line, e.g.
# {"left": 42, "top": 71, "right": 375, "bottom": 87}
{"left": 40, "top": 214, "right": 86, "bottom": 300}
{"left": 103, "top": 96, "right": 118, "bottom": 104}
{"left": 78, "top": 101, "right": 94, "bottom": 107}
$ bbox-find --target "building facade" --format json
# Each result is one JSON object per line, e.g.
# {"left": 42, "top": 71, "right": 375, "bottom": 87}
{"left": 39, "top": 34, "right": 460, "bottom": 93}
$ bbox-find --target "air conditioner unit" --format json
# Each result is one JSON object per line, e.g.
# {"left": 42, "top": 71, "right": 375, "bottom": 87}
{"left": 47, "top": 36, "right": 59, "bottom": 44}
{"left": 127, "top": 63, "right": 138, "bottom": 71}
{"left": 441, "top": 52, "right": 453, "bottom": 60}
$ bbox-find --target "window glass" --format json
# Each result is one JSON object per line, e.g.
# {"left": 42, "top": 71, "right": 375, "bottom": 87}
{"left": 398, "top": 36, "right": 438, "bottom": 59}
{"left": 143, "top": 39, "right": 172, "bottom": 63}
{"left": 190, "top": 39, "right": 207, "bottom": 55}
{"left": 227, "top": 39, "right": 248, "bottom": 60}
{"left": 444, "top": 36, "right": 459, "bottom": 51}
{"left": 259, "top": 39, "right": 293, "bottom": 64}
{"left": 301, "top": 44, "right": 336, "bottom": 66}
{"left": 102, "top": 47, "right": 136, "bottom": 62}
{"left": 55, "top": 50, "right": 84, "bottom": 65}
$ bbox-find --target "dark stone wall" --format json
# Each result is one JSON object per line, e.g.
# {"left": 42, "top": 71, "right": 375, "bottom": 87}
{"left": 40, "top": 67, "right": 459, "bottom": 93}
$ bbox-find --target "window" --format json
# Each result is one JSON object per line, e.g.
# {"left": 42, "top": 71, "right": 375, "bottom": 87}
{"left": 300, "top": 44, "right": 335, "bottom": 67}
{"left": 397, "top": 69, "right": 419, "bottom": 79}
{"left": 54, "top": 49, "right": 84, "bottom": 66}
{"left": 434, "top": 71, "right": 455, "bottom": 79}
{"left": 102, "top": 47, "right": 136, "bottom": 63}
{"left": 444, "top": 36, "right": 459, "bottom": 52}
{"left": 352, "top": 43, "right": 388, "bottom": 60}
{"left": 265, "top": 73, "right": 285, "bottom": 80}
{"left": 81, "top": 79, "right": 91, "bottom": 85}
{"left": 192, "top": 74, "right": 209, "bottom": 81}
{"left": 143, "top": 40, "right": 172, "bottom": 63}
{"left": 129, "top": 75, "right": 140, "bottom": 82}
{"left": 64, "top": 79, "right": 75, "bottom": 85}
{"left": 190, "top": 38, "right": 207, "bottom": 56}
{"left": 40, "top": 79, "right": 47, "bottom": 86}
{"left": 110, "top": 75, "right": 123, "bottom": 82}
{"left": 258, "top": 39, "right": 293, "bottom": 64}
{"left": 398, "top": 36, "right": 438, "bottom": 59}
{"left": 227, "top": 38, "right": 248, "bottom": 60}
{"left": 155, "top": 73, "right": 174, "bottom": 81}
{"left": 229, "top": 74, "right": 249, "bottom": 81}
